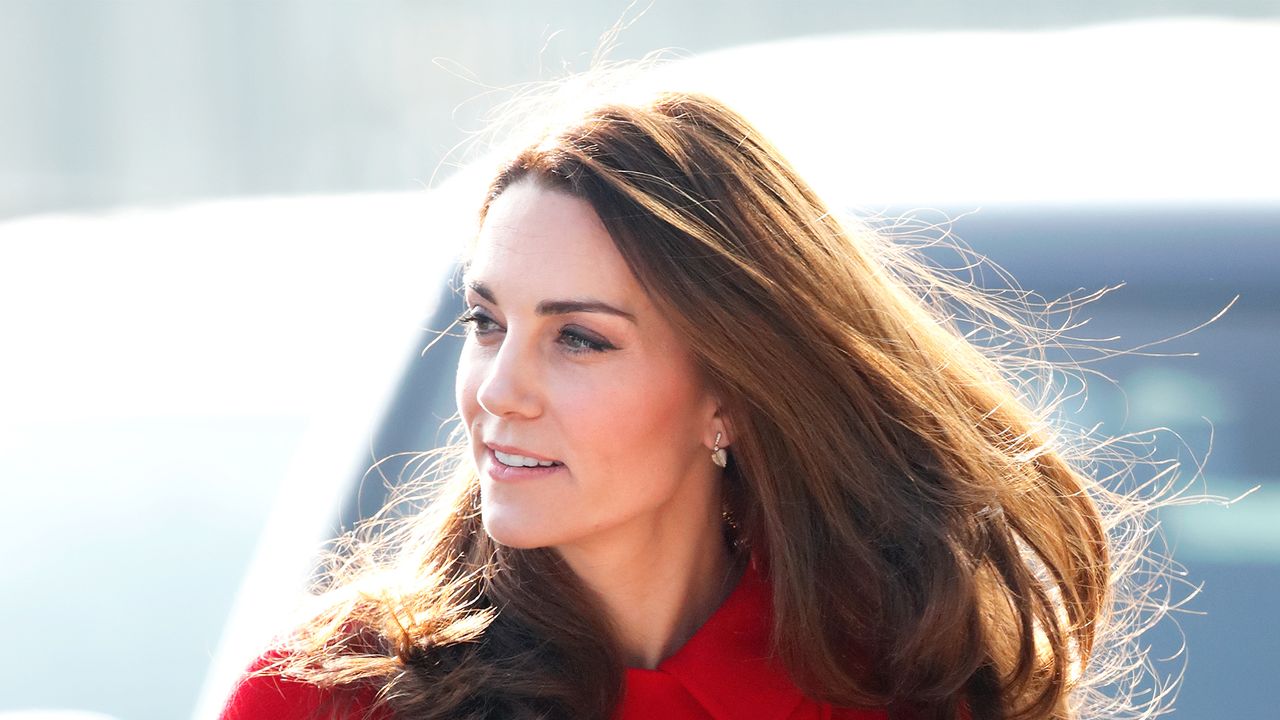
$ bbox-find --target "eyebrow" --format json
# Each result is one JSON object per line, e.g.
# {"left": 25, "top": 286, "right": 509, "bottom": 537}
{"left": 465, "top": 280, "right": 637, "bottom": 323}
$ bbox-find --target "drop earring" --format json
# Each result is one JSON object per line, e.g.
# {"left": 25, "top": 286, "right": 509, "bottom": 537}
{"left": 712, "top": 431, "right": 728, "bottom": 468}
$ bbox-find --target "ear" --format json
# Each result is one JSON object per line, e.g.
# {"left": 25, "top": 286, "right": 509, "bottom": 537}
{"left": 706, "top": 400, "right": 735, "bottom": 450}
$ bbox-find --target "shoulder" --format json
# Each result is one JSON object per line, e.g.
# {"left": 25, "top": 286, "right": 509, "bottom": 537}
{"left": 218, "top": 650, "right": 388, "bottom": 720}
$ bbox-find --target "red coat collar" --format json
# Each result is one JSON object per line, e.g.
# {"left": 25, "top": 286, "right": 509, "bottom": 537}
{"left": 616, "top": 559, "right": 809, "bottom": 720}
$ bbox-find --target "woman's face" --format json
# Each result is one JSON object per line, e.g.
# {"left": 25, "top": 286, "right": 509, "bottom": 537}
{"left": 456, "top": 179, "right": 724, "bottom": 556}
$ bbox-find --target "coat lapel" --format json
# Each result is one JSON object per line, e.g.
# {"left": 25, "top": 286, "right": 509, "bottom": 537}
{"left": 619, "top": 560, "right": 808, "bottom": 720}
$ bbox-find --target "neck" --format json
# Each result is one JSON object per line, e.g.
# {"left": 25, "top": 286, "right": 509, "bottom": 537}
{"left": 556, "top": 504, "right": 741, "bottom": 669}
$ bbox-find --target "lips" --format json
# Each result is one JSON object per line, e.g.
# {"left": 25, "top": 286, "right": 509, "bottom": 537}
{"left": 485, "top": 442, "right": 562, "bottom": 464}
{"left": 483, "top": 447, "right": 566, "bottom": 482}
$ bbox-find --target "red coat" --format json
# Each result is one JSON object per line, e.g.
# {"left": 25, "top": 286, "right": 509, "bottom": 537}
{"left": 220, "top": 562, "right": 891, "bottom": 719}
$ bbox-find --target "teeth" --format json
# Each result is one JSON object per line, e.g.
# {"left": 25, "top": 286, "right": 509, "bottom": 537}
{"left": 494, "top": 449, "right": 560, "bottom": 468}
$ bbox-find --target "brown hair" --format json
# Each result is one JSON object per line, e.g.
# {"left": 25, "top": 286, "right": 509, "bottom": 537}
{"left": 259, "top": 83, "right": 1189, "bottom": 720}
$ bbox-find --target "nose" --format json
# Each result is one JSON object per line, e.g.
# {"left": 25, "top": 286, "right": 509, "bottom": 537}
{"left": 474, "top": 334, "right": 543, "bottom": 419}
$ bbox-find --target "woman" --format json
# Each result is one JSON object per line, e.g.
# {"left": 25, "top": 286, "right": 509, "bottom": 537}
{"left": 220, "top": 84, "right": 1170, "bottom": 720}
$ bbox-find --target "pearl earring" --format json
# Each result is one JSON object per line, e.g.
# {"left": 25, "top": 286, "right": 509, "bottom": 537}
{"left": 712, "top": 431, "right": 728, "bottom": 468}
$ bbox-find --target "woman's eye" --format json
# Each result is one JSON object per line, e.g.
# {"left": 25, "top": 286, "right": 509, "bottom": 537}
{"left": 460, "top": 308, "right": 614, "bottom": 355}
{"left": 458, "top": 307, "right": 500, "bottom": 335}
{"left": 559, "top": 328, "right": 614, "bottom": 354}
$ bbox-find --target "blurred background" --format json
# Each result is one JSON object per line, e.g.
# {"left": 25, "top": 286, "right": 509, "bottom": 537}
{"left": 1, "top": 2, "right": 1277, "bottom": 719}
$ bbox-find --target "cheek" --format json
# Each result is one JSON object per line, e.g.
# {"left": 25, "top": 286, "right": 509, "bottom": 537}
{"left": 566, "top": 358, "right": 704, "bottom": 476}
{"left": 540, "top": 371, "right": 622, "bottom": 454}
{"left": 455, "top": 347, "right": 483, "bottom": 425}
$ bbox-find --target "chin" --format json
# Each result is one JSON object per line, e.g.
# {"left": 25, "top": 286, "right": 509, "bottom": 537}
{"left": 480, "top": 507, "right": 558, "bottom": 550}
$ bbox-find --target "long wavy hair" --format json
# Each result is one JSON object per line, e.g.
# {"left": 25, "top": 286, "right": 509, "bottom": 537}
{"left": 259, "top": 81, "right": 1190, "bottom": 720}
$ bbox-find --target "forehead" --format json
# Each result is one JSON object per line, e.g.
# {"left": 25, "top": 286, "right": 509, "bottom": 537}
{"left": 467, "top": 181, "right": 642, "bottom": 302}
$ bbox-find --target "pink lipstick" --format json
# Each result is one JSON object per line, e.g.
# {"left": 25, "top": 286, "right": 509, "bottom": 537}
{"left": 484, "top": 447, "right": 566, "bottom": 482}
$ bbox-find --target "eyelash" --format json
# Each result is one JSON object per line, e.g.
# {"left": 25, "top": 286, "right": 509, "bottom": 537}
{"left": 457, "top": 307, "right": 614, "bottom": 355}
